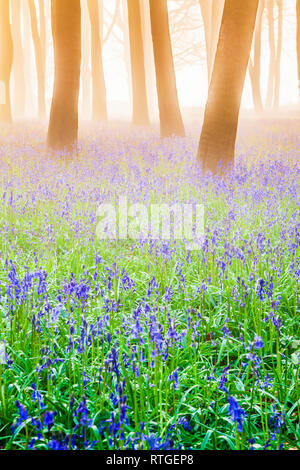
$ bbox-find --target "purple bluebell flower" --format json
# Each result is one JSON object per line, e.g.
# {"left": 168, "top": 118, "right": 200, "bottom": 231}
{"left": 227, "top": 396, "right": 246, "bottom": 432}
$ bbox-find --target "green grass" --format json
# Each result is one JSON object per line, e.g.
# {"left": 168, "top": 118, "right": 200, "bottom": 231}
{"left": 0, "top": 123, "right": 299, "bottom": 450}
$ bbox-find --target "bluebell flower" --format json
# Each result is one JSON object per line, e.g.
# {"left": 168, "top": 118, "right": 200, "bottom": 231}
{"left": 44, "top": 410, "right": 56, "bottom": 430}
{"left": 13, "top": 401, "right": 28, "bottom": 431}
{"left": 253, "top": 334, "right": 264, "bottom": 349}
{"left": 31, "top": 383, "right": 45, "bottom": 409}
{"left": 257, "top": 278, "right": 266, "bottom": 300}
{"left": 168, "top": 367, "right": 180, "bottom": 390}
{"left": 227, "top": 395, "right": 246, "bottom": 433}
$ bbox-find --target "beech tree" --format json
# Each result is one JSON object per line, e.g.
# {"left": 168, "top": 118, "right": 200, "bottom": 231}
{"left": 0, "top": 0, "right": 13, "bottom": 122}
{"left": 198, "top": 0, "right": 259, "bottom": 174}
{"left": 249, "top": 0, "right": 265, "bottom": 113}
{"left": 149, "top": 0, "right": 185, "bottom": 137}
{"left": 11, "top": 0, "right": 25, "bottom": 118}
{"left": 273, "top": 0, "right": 283, "bottom": 109}
{"left": 127, "top": 0, "right": 149, "bottom": 126}
{"left": 81, "top": 0, "right": 91, "bottom": 118}
{"left": 28, "top": 0, "right": 46, "bottom": 118}
{"left": 47, "top": 0, "right": 82, "bottom": 151}
{"left": 23, "top": 0, "right": 35, "bottom": 116}
{"left": 87, "top": 0, "right": 107, "bottom": 120}
{"left": 266, "top": 0, "right": 275, "bottom": 109}
{"left": 140, "top": 0, "right": 157, "bottom": 121}
{"left": 265, "top": 0, "right": 283, "bottom": 109}
{"left": 297, "top": 0, "right": 300, "bottom": 100}
{"left": 199, "top": 0, "right": 224, "bottom": 84}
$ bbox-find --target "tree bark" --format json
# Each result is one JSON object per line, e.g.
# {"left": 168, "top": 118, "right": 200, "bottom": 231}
{"left": 273, "top": 0, "right": 282, "bottom": 108}
{"left": 99, "top": 0, "right": 104, "bottom": 39}
{"left": 39, "top": 0, "right": 46, "bottom": 111}
{"left": 149, "top": 0, "right": 185, "bottom": 137}
{"left": 81, "top": 0, "right": 91, "bottom": 118}
{"left": 122, "top": 0, "right": 133, "bottom": 110}
{"left": 199, "top": 0, "right": 212, "bottom": 82}
{"left": 11, "top": 0, "right": 25, "bottom": 118}
{"left": 209, "top": 1, "right": 224, "bottom": 82}
{"left": 199, "top": 0, "right": 224, "bottom": 85}
{"left": 28, "top": 0, "right": 46, "bottom": 119}
{"left": 266, "top": 0, "right": 275, "bottom": 109}
{"left": 39, "top": 0, "right": 46, "bottom": 62}
{"left": 23, "top": 0, "right": 35, "bottom": 117}
{"left": 47, "top": 0, "right": 81, "bottom": 151}
{"left": 297, "top": 0, "right": 300, "bottom": 101}
{"left": 198, "top": 0, "right": 258, "bottom": 174}
{"left": 127, "top": 0, "right": 149, "bottom": 126}
{"left": 0, "top": 0, "right": 13, "bottom": 122}
{"left": 140, "top": 0, "right": 157, "bottom": 122}
{"left": 87, "top": 0, "right": 107, "bottom": 120}
{"left": 249, "top": 0, "right": 265, "bottom": 112}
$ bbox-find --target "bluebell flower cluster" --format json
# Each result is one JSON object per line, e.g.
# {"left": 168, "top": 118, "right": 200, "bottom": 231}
{"left": 1, "top": 124, "right": 299, "bottom": 450}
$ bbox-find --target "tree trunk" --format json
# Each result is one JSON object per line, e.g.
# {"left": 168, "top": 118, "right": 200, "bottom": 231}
{"left": 122, "top": 0, "right": 133, "bottom": 109}
{"left": 87, "top": 0, "right": 107, "bottom": 120}
{"left": 273, "top": 0, "right": 282, "bottom": 108}
{"left": 149, "top": 0, "right": 185, "bottom": 137}
{"left": 199, "top": 0, "right": 212, "bottom": 82}
{"left": 198, "top": 0, "right": 258, "bottom": 174}
{"left": 249, "top": 0, "right": 265, "bottom": 112}
{"left": 127, "top": 0, "right": 149, "bottom": 126}
{"left": 39, "top": 0, "right": 47, "bottom": 62}
{"left": 11, "top": 0, "right": 25, "bottom": 119}
{"left": 47, "top": 0, "right": 81, "bottom": 151}
{"left": 23, "top": 0, "right": 35, "bottom": 117}
{"left": 39, "top": 0, "right": 46, "bottom": 112}
{"left": 0, "top": 0, "right": 13, "bottom": 122}
{"left": 81, "top": 0, "right": 91, "bottom": 118}
{"left": 266, "top": 0, "right": 275, "bottom": 109}
{"left": 140, "top": 0, "right": 158, "bottom": 122}
{"left": 297, "top": 0, "right": 300, "bottom": 100}
{"left": 28, "top": 0, "right": 46, "bottom": 119}
{"left": 199, "top": 0, "right": 224, "bottom": 85}
{"left": 209, "top": 1, "right": 225, "bottom": 82}
{"left": 99, "top": 0, "right": 104, "bottom": 39}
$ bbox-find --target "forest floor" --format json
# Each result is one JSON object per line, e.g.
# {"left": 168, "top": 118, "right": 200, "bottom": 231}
{"left": 0, "top": 119, "right": 299, "bottom": 450}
